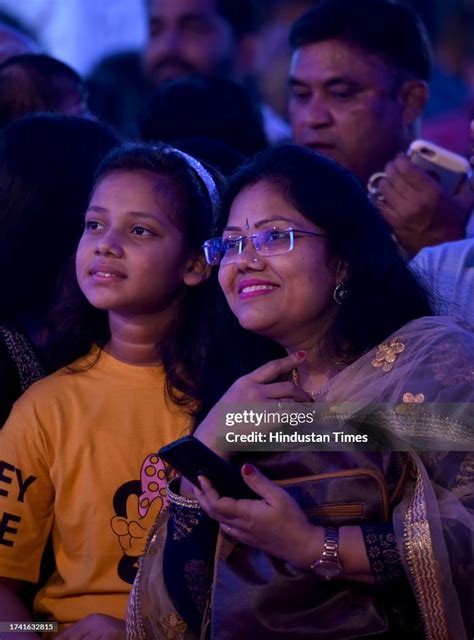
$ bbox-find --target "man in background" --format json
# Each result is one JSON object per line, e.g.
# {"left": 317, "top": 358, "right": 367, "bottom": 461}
{"left": 288, "top": 0, "right": 473, "bottom": 256}
{"left": 87, "top": 0, "right": 261, "bottom": 139}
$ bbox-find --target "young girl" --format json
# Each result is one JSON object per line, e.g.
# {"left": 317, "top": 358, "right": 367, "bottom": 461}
{"left": 0, "top": 143, "right": 220, "bottom": 636}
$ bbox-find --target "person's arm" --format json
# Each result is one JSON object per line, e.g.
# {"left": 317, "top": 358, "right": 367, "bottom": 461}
{"left": 0, "top": 578, "right": 40, "bottom": 640}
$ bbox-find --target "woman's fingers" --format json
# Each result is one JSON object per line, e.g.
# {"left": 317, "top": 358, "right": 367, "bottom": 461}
{"left": 197, "top": 474, "right": 218, "bottom": 497}
{"left": 196, "top": 475, "right": 261, "bottom": 521}
{"left": 195, "top": 475, "right": 239, "bottom": 521}
{"left": 240, "top": 463, "right": 282, "bottom": 502}
{"left": 193, "top": 475, "right": 219, "bottom": 510}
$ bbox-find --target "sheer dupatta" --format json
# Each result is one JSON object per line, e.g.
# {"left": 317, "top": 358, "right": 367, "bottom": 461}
{"left": 326, "top": 316, "right": 474, "bottom": 639}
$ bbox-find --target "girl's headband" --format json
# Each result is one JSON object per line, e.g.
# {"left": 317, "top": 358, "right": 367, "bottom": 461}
{"left": 164, "top": 146, "right": 220, "bottom": 214}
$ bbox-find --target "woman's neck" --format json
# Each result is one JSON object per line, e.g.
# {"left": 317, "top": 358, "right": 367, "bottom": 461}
{"left": 106, "top": 308, "right": 177, "bottom": 366}
{"left": 279, "top": 329, "right": 344, "bottom": 397}
{"left": 293, "top": 354, "right": 340, "bottom": 395}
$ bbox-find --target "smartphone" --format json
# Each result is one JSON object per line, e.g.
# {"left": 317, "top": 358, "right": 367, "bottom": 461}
{"left": 408, "top": 139, "right": 471, "bottom": 194}
{"left": 158, "top": 436, "right": 260, "bottom": 500}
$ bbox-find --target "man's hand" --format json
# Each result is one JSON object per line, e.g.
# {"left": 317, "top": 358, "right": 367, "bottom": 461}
{"left": 377, "top": 153, "right": 473, "bottom": 256}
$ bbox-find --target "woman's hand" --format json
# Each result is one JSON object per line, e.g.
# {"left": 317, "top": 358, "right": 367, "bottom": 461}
{"left": 195, "top": 465, "right": 374, "bottom": 582}
{"left": 193, "top": 351, "right": 312, "bottom": 454}
{"left": 194, "top": 463, "right": 322, "bottom": 569}
{"left": 180, "top": 352, "right": 312, "bottom": 498}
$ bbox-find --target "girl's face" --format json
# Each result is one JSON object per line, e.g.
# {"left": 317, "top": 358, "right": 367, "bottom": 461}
{"left": 76, "top": 169, "right": 199, "bottom": 316}
{"left": 218, "top": 180, "right": 344, "bottom": 348}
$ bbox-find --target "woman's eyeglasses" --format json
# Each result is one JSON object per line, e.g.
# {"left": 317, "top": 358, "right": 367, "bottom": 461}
{"left": 203, "top": 228, "right": 326, "bottom": 265}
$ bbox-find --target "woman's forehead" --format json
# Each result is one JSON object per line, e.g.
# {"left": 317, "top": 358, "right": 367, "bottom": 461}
{"left": 226, "top": 180, "right": 315, "bottom": 230}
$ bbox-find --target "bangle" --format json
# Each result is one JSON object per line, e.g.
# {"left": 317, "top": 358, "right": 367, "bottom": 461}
{"left": 166, "top": 478, "right": 201, "bottom": 510}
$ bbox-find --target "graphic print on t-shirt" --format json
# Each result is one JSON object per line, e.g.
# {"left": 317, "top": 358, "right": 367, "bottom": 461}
{"left": 0, "top": 460, "right": 37, "bottom": 548}
{"left": 110, "top": 453, "right": 168, "bottom": 583}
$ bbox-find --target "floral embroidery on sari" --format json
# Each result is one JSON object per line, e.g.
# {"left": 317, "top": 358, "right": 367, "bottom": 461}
{"left": 172, "top": 508, "right": 204, "bottom": 541}
{"left": 361, "top": 523, "right": 403, "bottom": 584}
{"left": 372, "top": 338, "right": 405, "bottom": 372}
{"left": 159, "top": 613, "right": 188, "bottom": 639}
{"left": 402, "top": 392, "right": 425, "bottom": 403}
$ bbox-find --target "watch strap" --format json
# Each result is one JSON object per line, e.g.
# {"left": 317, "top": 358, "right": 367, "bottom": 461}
{"left": 310, "top": 526, "right": 343, "bottom": 580}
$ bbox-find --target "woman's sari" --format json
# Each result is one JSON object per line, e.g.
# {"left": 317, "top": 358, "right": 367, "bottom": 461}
{"left": 127, "top": 316, "right": 474, "bottom": 640}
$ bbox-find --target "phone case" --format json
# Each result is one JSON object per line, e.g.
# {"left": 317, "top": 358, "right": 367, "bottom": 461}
{"left": 158, "top": 436, "right": 259, "bottom": 500}
{"left": 408, "top": 139, "right": 470, "bottom": 194}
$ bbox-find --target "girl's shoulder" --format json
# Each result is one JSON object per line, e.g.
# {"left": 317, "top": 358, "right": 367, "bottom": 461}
{"left": 12, "top": 347, "right": 101, "bottom": 404}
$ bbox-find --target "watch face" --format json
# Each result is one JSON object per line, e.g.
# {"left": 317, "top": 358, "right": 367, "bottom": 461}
{"left": 311, "top": 560, "right": 343, "bottom": 580}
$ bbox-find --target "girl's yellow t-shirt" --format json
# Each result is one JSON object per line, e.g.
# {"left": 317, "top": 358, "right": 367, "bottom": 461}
{"left": 0, "top": 347, "right": 190, "bottom": 629}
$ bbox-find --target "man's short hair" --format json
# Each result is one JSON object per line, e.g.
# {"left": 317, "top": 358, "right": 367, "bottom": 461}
{"left": 289, "top": 0, "right": 432, "bottom": 81}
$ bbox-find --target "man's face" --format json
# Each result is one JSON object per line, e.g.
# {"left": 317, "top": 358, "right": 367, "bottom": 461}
{"left": 289, "top": 39, "right": 407, "bottom": 183}
{"left": 144, "top": 0, "right": 236, "bottom": 86}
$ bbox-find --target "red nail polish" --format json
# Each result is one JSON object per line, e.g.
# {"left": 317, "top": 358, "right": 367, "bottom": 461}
{"left": 296, "top": 351, "right": 306, "bottom": 358}
{"left": 243, "top": 463, "right": 255, "bottom": 476}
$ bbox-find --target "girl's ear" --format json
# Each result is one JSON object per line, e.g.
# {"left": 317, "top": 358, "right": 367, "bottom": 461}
{"left": 183, "top": 254, "right": 212, "bottom": 286}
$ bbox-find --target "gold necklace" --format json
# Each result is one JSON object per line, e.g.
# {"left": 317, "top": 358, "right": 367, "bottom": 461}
{"left": 291, "top": 351, "right": 367, "bottom": 399}
{"left": 291, "top": 368, "right": 331, "bottom": 399}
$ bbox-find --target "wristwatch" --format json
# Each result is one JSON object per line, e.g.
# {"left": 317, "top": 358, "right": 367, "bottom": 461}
{"left": 310, "top": 527, "right": 343, "bottom": 580}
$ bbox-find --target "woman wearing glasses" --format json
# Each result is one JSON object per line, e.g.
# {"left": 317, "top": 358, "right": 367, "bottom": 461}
{"left": 128, "top": 145, "right": 474, "bottom": 639}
